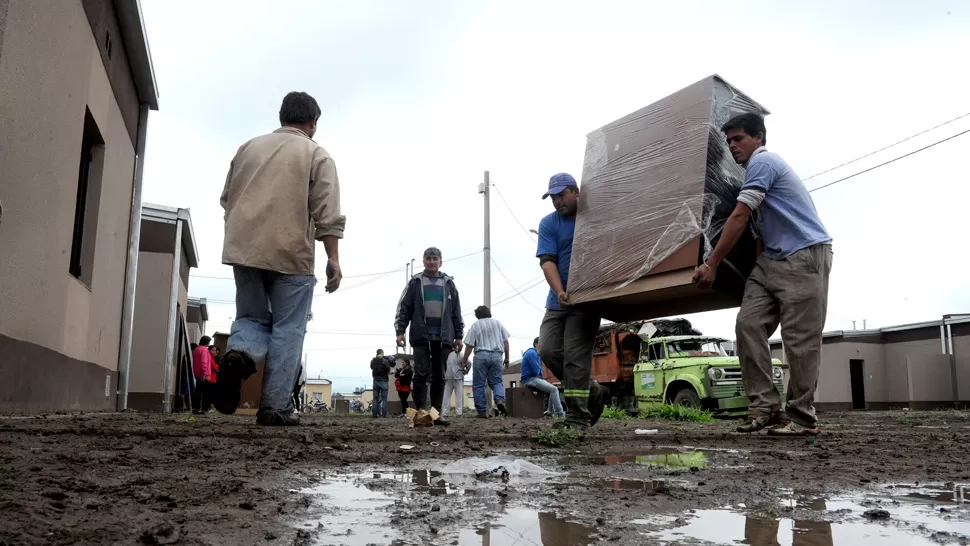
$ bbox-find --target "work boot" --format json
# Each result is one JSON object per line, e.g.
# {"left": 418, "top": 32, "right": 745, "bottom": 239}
{"left": 214, "top": 350, "right": 257, "bottom": 415}
{"left": 736, "top": 412, "right": 782, "bottom": 433}
{"left": 588, "top": 381, "right": 609, "bottom": 427}
{"left": 256, "top": 409, "right": 300, "bottom": 427}
{"left": 434, "top": 417, "right": 451, "bottom": 426}
{"left": 767, "top": 420, "right": 820, "bottom": 436}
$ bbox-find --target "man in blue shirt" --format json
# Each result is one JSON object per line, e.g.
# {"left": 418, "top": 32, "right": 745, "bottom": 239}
{"left": 693, "top": 113, "right": 832, "bottom": 437}
{"left": 521, "top": 337, "right": 564, "bottom": 418}
{"left": 536, "top": 173, "right": 609, "bottom": 429}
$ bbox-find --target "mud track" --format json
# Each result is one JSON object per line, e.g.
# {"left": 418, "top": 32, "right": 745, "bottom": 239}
{"left": 1, "top": 411, "right": 967, "bottom": 545}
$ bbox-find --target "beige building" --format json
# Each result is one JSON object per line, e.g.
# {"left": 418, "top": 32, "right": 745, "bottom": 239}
{"left": 186, "top": 297, "right": 209, "bottom": 349}
{"left": 770, "top": 317, "right": 970, "bottom": 410}
{"left": 0, "top": 0, "right": 158, "bottom": 413}
{"left": 305, "top": 378, "right": 332, "bottom": 406}
{"left": 128, "top": 205, "right": 199, "bottom": 412}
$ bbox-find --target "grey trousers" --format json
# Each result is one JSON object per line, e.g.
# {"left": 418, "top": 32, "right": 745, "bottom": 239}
{"left": 736, "top": 244, "right": 833, "bottom": 427}
{"left": 538, "top": 308, "right": 600, "bottom": 426}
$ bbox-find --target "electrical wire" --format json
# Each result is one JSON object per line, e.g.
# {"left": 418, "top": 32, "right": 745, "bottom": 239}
{"left": 490, "top": 257, "right": 543, "bottom": 312}
{"left": 190, "top": 249, "right": 483, "bottom": 283}
{"left": 808, "top": 127, "right": 970, "bottom": 193}
{"left": 803, "top": 111, "right": 970, "bottom": 182}
{"left": 491, "top": 183, "right": 538, "bottom": 243}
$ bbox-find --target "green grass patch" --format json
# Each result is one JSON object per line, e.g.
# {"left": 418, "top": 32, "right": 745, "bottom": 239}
{"left": 535, "top": 427, "right": 583, "bottom": 447}
{"left": 640, "top": 404, "right": 714, "bottom": 423}
{"left": 601, "top": 406, "right": 632, "bottom": 420}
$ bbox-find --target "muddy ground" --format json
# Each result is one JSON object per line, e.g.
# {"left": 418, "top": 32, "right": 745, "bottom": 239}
{"left": 1, "top": 410, "right": 968, "bottom": 545}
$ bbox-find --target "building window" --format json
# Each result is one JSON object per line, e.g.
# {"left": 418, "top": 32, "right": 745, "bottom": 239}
{"left": 311, "top": 392, "right": 322, "bottom": 402}
{"left": 510, "top": 381, "right": 517, "bottom": 389}
{"left": 69, "top": 108, "right": 105, "bottom": 287}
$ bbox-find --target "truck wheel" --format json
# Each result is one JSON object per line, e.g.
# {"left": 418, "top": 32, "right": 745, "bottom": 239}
{"left": 672, "top": 388, "right": 701, "bottom": 409}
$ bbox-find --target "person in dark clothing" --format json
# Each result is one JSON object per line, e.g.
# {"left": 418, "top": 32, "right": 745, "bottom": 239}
{"left": 395, "top": 360, "right": 414, "bottom": 414}
{"left": 370, "top": 349, "right": 395, "bottom": 418}
{"left": 394, "top": 247, "right": 464, "bottom": 426}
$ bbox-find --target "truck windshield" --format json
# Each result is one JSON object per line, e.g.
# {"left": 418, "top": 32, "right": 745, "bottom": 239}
{"left": 666, "top": 340, "right": 727, "bottom": 358}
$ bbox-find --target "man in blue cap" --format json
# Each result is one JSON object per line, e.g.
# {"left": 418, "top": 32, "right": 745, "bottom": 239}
{"left": 535, "top": 173, "right": 609, "bottom": 429}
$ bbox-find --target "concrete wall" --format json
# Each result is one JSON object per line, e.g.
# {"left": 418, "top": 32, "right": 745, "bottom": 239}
{"left": 129, "top": 252, "right": 173, "bottom": 400}
{"left": 0, "top": 0, "right": 139, "bottom": 412}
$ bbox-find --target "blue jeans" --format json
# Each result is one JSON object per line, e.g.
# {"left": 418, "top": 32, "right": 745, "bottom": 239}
{"left": 226, "top": 266, "right": 315, "bottom": 412}
{"left": 472, "top": 350, "right": 505, "bottom": 414}
{"left": 372, "top": 378, "right": 389, "bottom": 417}
{"left": 524, "top": 377, "right": 564, "bottom": 417}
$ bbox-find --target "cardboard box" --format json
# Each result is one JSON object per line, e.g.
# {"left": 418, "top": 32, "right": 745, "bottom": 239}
{"left": 568, "top": 75, "right": 769, "bottom": 322}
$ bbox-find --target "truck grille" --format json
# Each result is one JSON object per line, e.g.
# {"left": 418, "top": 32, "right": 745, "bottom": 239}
{"left": 711, "top": 366, "right": 786, "bottom": 401}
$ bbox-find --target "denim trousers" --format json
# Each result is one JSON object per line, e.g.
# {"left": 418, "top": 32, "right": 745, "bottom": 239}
{"left": 524, "top": 377, "right": 564, "bottom": 416}
{"left": 472, "top": 350, "right": 505, "bottom": 414}
{"left": 226, "top": 266, "right": 315, "bottom": 412}
{"left": 372, "top": 378, "right": 389, "bottom": 417}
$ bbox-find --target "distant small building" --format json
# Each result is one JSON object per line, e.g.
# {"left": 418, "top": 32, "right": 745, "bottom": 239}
{"left": 128, "top": 205, "right": 199, "bottom": 412}
{"left": 185, "top": 297, "right": 208, "bottom": 348}
{"left": 305, "top": 378, "right": 332, "bottom": 406}
{"left": 770, "top": 317, "right": 969, "bottom": 410}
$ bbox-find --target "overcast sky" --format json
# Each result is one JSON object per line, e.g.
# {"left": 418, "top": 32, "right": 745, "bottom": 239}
{"left": 139, "top": 0, "right": 969, "bottom": 394}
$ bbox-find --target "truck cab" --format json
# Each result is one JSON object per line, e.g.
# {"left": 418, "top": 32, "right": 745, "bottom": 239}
{"left": 634, "top": 335, "right": 787, "bottom": 413}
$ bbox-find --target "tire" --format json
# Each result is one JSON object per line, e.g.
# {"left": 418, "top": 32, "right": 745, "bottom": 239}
{"left": 672, "top": 387, "right": 701, "bottom": 409}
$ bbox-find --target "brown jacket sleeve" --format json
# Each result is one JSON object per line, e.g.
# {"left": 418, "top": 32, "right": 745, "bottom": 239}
{"left": 220, "top": 160, "right": 233, "bottom": 214}
{"left": 309, "top": 149, "right": 346, "bottom": 240}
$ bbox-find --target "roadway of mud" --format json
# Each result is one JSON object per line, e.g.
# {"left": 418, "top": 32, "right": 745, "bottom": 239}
{"left": 1, "top": 411, "right": 968, "bottom": 545}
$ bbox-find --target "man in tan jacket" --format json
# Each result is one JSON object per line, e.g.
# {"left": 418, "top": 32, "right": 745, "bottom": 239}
{"left": 216, "top": 91, "right": 346, "bottom": 426}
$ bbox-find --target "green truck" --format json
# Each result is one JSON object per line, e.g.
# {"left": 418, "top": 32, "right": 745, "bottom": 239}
{"left": 540, "top": 319, "right": 787, "bottom": 414}
{"left": 634, "top": 333, "right": 787, "bottom": 413}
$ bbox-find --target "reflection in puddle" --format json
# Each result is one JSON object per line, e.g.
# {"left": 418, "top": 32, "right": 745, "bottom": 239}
{"left": 300, "top": 469, "right": 595, "bottom": 545}
{"left": 582, "top": 450, "right": 708, "bottom": 470}
{"left": 593, "top": 477, "right": 670, "bottom": 492}
{"left": 639, "top": 494, "right": 969, "bottom": 546}
{"left": 459, "top": 508, "right": 595, "bottom": 546}
{"left": 301, "top": 478, "right": 399, "bottom": 545}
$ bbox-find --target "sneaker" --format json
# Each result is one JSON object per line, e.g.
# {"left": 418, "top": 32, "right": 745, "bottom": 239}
{"left": 255, "top": 409, "right": 301, "bottom": 427}
{"left": 588, "top": 381, "right": 609, "bottom": 426}
{"left": 214, "top": 350, "right": 257, "bottom": 415}
{"left": 767, "top": 420, "right": 820, "bottom": 436}
{"left": 496, "top": 401, "right": 508, "bottom": 417}
{"left": 433, "top": 417, "right": 451, "bottom": 427}
{"left": 736, "top": 412, "right": 783, "bottom": 433}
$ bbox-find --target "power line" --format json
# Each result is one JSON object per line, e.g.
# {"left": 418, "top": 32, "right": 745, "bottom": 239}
{"left": 808, "top": 127, "right": 970, "bottom": 193}
{"left": 490, "top": 257, "right": 543, "bottom": 312}
{"left": 491, "top": 183, "right": 537, "bottom": 243}
{"left": 803, "top": 111, "right": 970, "bottom": 182}
{"left": 190, "top": 250, "right": 483, "bottom": 283}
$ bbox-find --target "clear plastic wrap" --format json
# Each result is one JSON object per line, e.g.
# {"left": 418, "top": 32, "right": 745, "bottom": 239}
{"left": 568, "top": 75, "right": 769, "bottom": 319}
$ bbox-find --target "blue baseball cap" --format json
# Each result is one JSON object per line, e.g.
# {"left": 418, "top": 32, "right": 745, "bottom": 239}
{"left": 542, "top": 173, "right": 577, "bottom": 199}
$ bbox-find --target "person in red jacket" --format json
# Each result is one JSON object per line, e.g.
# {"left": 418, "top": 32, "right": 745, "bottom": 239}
{"left": 394, "top": 360, "right": 414, "bottom": 415}
{"left": 192, "top": 336, "right": 214, "bottom": 414}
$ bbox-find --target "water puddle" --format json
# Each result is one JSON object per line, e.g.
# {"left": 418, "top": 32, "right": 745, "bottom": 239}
{"left": 300, "top": 476, "right": 401, "bottom": 545}
{"left": 578, "top": 449, "right": 709, "bottom": 470}
{"left": 458, "top": 508, "right": 596, "bottom": 545}
{"left": 636, "top": 488, "right": 969, "bottom": 546}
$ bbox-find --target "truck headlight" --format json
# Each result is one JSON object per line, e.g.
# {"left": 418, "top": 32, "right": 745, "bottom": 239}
{"left": 772, "top": 367, "right": 783, "bottom": 380}
{"left": 708, "top": 367, "right": 724, "bottom": 381}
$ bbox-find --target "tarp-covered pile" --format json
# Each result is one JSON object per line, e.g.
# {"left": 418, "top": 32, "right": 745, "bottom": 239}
{"left": 568, "top": 75, "right": 770, "bottom": 321}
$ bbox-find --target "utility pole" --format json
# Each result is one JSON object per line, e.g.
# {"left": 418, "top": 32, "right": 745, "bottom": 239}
{"left": 403, "top": 260, "right": 415, "bottom": 354}
{"left": 479, "top": 170, "right": 491, "bottom": 307}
